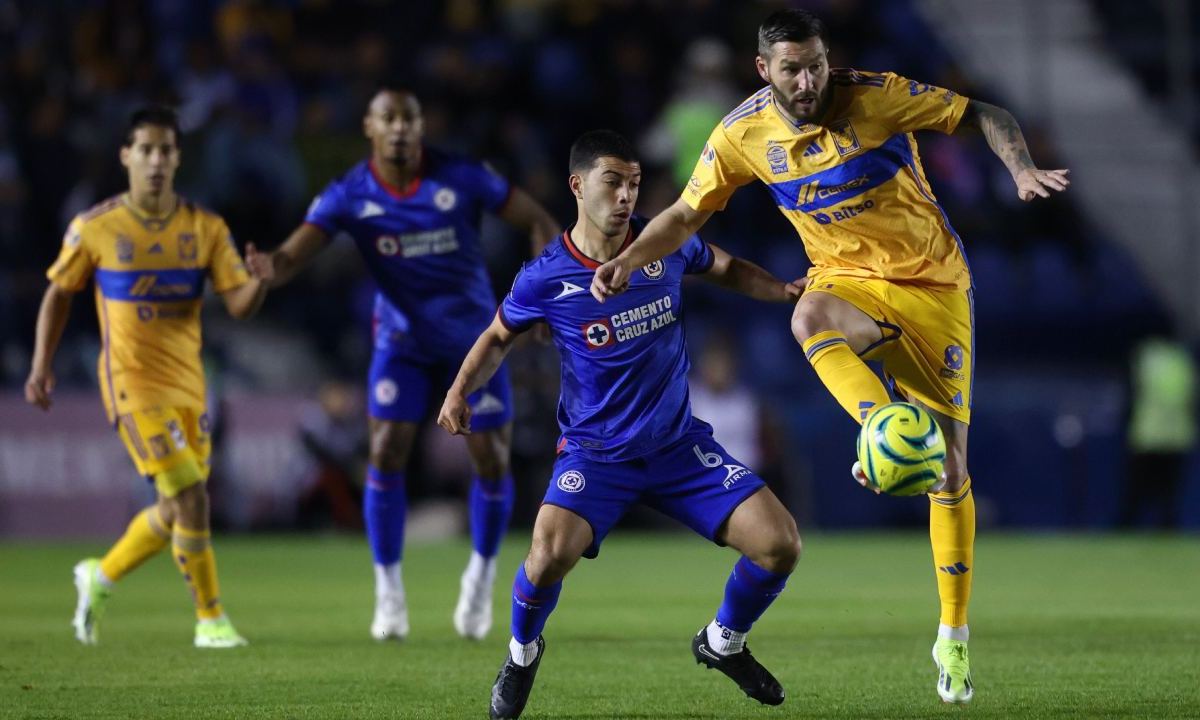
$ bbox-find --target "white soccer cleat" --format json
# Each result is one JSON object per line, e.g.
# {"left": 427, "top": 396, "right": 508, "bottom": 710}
{"left": 72, "top": 559, "right": 109, "bottom": 645}
{"left": 371, "top": 592, "right": 409, "bottom": 641}
{"left": 194, "top": 616, "right": 248, "bottom": 649}
{"left": 851, "top": 461, "right": 879, "bottom": 493}
{"left": 453, "top": 566, "right": 494, "bottom": 640}
{"left": 932, "top": 638, "right": 974, "bottom": 704}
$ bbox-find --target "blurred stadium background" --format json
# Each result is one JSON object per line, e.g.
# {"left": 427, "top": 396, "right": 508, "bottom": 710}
{"left": 0, "top": 0, "right": 1197, "bottom": 540}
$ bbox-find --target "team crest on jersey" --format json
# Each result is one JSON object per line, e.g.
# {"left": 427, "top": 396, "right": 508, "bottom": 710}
{"left": 376, "top": 235, "right": 400, "bottom": 256}
{"left": 701, "top": 143, "right": 715, "bottom": 166}
{"left": 373, "top": 378, "right": 398, "bottom": 406}
{"left": 829, "top": 119, "right": 862, "bottom": 157}
{"left": 116, "top": 235, "right": 134, "bottom": 263}
{"left": 556, "top": 470, "right": 585, "bottom": 493}
{"left": 177, "top": 233, "right": 197, "bottom": 261}
{"left": 582, "top": 319, "right": 614, "bottom": 349}
{"left": 641, "top": 260, "right": 665, "bottom": 280}
{"left": 766, "top": 142, "right": 789, "bottom": 175}
{"left": 434, "top": 187, "right": 457, "bottom": 212}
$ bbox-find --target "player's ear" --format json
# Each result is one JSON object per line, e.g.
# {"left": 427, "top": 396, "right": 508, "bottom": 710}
{"left": 755, "top": 55, "right": 770, "bottom": 83}
{"left": 568, "top": 173, "right": 583, "bottom": 200}
{"left": 119, "top": 145, "right": 130, "bottom": 169}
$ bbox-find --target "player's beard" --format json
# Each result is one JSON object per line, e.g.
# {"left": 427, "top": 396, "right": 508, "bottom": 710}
{"left": 770, "top": 81, "right": 827, "bottom": 125}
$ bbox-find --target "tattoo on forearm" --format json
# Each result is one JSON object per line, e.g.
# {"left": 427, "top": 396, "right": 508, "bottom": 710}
{"left": 973, "top": 102, "right": 1034, "bottom": 175}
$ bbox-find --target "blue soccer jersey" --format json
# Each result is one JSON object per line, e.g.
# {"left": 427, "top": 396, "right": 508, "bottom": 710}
{"left": 499, "top": 217, "right": 715, "bottom": 461}
{"left": 305, "top": 147, "right": 512, "bottom": 360}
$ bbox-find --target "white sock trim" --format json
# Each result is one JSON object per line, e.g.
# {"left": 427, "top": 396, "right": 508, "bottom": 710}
{"left": 706, "top": 619, "right": 746, "bottom": 655}
{"left": 509, "top": 636, "right": 540, "bottom": 667}
{"left": 374, "top": 562, "right": 404, "bottom": 598}
{"left": 938, "top": 623, "right": 969, "bottom": 642}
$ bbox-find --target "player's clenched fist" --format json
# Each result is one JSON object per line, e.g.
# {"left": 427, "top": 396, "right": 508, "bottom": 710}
{"left": 437, "top": 392, "right": 472, "bottom": 435}
{"left": 24, "top": 367, "right": 54, "bottom": 411}
{"left": 591, "top": 257, "right": 631, "bottom": 303}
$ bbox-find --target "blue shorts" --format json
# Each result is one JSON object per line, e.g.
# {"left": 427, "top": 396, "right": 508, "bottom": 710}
{"left": 367, "top": 345, "right": 513, "bottom": 431}
{"left": 543, "top": 422, "right": 766, "bottom": 558}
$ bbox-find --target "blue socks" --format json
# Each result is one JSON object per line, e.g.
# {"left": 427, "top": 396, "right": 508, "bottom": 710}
{"left": 469, "top": 474, "right": 514, "bottom": 558}
{"left": 715, "top": 556, "right": 791, "bottom": 633}
{"left": 511, "top": 563, "right": 561, "bottom": 644}
{"left": 364, "top": 466, "right": 406, "bottom": 566}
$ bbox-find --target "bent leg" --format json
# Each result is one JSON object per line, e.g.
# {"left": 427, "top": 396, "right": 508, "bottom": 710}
{"left": 707, "top": 488, "right": 801, "bottom": 652}
{"left": 510, "top": 504, "right": 592, "bottom": 646}
{"left": 793, "top": 290, "right": 891, "bottom": 423}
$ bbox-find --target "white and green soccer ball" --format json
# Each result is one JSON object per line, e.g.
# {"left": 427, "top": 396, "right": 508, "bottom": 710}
{"left": 856, "top": 402, "right": 945, "bottom": 496}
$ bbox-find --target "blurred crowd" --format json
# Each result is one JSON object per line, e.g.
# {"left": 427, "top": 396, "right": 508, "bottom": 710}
{"left": 1, "top": 0, "right": 1169, "bottom": 388}
{"left": 0, "top": 0, "right": 1187, "bottom": 528}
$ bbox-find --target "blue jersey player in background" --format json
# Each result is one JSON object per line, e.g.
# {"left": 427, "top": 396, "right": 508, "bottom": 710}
{"left": 439, "top": 130, "right": 805, "bottom": 719}
{"left": 267, "top": 88, "right": 559, "bottom": 641}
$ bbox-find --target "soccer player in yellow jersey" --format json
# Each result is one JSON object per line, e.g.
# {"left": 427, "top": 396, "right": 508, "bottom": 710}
{"left": 592, "top": 9, "right": 1070, "bottom": 704}
{"left": 24, "top": 106, "right": 274, "bottom": 648}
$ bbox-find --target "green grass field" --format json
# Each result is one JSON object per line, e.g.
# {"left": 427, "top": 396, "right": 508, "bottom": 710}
{"left": 2, "top": 532, "right": 1197, "bottom": 719}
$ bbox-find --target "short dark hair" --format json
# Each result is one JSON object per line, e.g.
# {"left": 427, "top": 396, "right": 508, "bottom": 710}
{"left": 568, "top": 129, "right": 637, "bottom": 174}
{"left": 124, "top": 106, "right": 180, "bottom": 146}
{"left": 757, "top": 9, "right": 828, "bottom": 57}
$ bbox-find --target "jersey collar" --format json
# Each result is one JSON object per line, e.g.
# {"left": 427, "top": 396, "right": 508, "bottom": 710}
{"left": 369, "top": 153, "right": 424, "bottom": 199}
{"left": 120, "top": 193, "right": 180, "bottom": 232}
{"left": 560, "top": 224, "right": 634, "bottom": 270}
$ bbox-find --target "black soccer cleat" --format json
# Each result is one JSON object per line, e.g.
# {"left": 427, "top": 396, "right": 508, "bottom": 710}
{"left": 692, "top": 626, "right": 784, "bottom": 706}
{"left": 489, "top": 635, "right": 545, "bottom": 719}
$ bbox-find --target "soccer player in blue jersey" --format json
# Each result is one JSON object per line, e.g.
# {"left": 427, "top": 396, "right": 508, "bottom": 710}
{"left": 266, "top": 88, "right": 559, "bottom": 641}
{"left": 592, "top": 9, "right": 1071, "bottom": 705}
{"left": 439, "top": 130, "right": 805, "bottom": 719}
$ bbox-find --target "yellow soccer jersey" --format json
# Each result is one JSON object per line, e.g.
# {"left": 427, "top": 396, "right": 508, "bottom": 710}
{"left": 47, "top": 195, "right": 250, "bottom": 421}
{"left": 685, "top": 69, "right": 972, "bottom": 289}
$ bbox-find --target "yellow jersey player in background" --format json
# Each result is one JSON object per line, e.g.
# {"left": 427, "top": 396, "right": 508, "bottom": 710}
{"left": 24, "top": 106, "right": 274, "bottom": 648}
{"left": 592, "top": 8, "right": 1070, "bottom": 705}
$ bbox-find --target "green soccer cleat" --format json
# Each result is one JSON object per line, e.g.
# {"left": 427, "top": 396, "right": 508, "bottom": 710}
{"left": 194, "top": 616, "right": 249, "bottom": 649}
{"left": 932, "top": 637, "right": 974, "bottom": 704}
{"left": 72, "top": 559, "right": 110, "bottom": 645}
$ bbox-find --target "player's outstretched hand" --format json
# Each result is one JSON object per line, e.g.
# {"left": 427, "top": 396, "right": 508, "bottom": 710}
{"left": 24, "top": 368, "right": 54, "bottom": 411}
{"left": 784, "top": 277, "right": 808, "bottom": 302}
{"left": 591, "top": 257, "right": 632, "bottom": 303}
{"left": 437, "top": 392, "right": 472, "bottom": 435}
{"left": 1015, "top": 167, "right": 1070, "bottom": 201}
{"left": 244, "top": 243, "right": 276, "bottom": 282}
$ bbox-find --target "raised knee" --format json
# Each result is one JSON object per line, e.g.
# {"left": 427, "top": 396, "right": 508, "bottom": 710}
{"left": 472, "top": 453, "right": 509, "bottom": 481}
{"left": 791, "top": 304, "right": 834, "bottom": 345}
{"left": 939, "top": 466, "right": 969, "bottom": 493}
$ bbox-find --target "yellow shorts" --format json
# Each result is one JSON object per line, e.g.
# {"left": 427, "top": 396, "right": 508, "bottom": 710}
{"left": 807, "top": 272, "right": 973, "bottom": 424}
{"left": 116, "top": 406, "right": 211, "bottom": 497}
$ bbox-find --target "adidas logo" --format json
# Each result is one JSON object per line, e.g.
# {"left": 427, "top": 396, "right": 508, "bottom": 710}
{"left": 148, "top": 242, "right": 163, "bottom": 254}
{"left": 803, "top": 141, "right": 823, "bottom": 157}
{"left": 939, "top": 562, "right": 970, "bottom": 576}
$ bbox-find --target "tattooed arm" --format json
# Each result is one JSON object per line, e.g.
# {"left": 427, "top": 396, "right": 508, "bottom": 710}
{"left": 959, "top": 100, "right": 1071, "bottom": 201}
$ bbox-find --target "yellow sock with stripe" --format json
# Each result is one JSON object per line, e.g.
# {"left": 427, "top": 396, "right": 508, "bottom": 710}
{"left": 929, "top": 476, "right": 975, "bottom": 627}
{"left": 99, "top": 506, "right": 171, "bottom": 582}
{"left": 172, "top": 526, "right": 224, "bottom": 621}
{"left": 802, "top": 330, "right": 892, "bottom": 423}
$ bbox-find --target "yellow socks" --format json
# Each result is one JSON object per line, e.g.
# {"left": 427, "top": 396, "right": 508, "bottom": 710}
{"left": 99, "top": 506, "right": 171, "bottom": 582}
{"left": 929, "top": 477, "right": 975, "bottom": 627}
{"left": 802, "top": 330, "right": 892, "bottom": 423}
{"left": 172, "top": 526, "right": 224, "bottom": 621}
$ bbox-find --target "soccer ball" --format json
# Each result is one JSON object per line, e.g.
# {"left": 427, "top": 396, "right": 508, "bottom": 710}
{"left": 856, "top": 402, "right": 945, "bottom": 496}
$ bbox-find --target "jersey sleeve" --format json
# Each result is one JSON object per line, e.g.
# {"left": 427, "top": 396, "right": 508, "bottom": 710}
{"left": 303, "top": 181, "right": 347, "bottom": 235}
{"left": 46, "top": 217, "right": 95, "bottom": 292}
{"left": 679, "top": 233, "right": 715, "bottom": 275}
{"left": 206, "top": 217, "right": 251, "bottom": 293}
{"left": 497, "top": 265, "right": 543, "bottom": 332}
{"left": 681, "top": 124, "right": 757, "bottom": 212}
{"left": 875, "top": 72, "right": 970, "bottom": 135}
{"left": 465, "top": 160, "right": 513, "bottom": 213}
